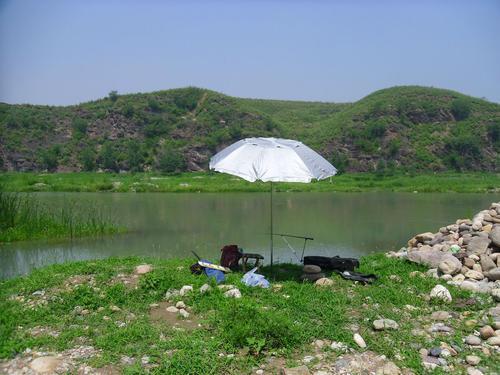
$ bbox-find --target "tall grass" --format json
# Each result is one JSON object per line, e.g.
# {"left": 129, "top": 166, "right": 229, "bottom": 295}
{"left": 0, "top": 190, "right": 121, "bottom": 243}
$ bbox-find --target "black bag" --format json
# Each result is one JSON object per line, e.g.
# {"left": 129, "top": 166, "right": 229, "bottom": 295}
{"left": 304, "top": 256, "right": 359, "bottom": 272}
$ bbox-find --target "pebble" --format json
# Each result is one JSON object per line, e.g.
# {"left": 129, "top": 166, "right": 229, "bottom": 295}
{"left": 314, "top": 278, "right": 334, "bottom": 286}
{"left": 303, "top": 355, "right": 315, "bottom": 363}
{"left": 373, "top": 319, "right": 399, "bottom": 330}
{"left": 224, "top": 288, "right": 242, "bottom": 298}
{"left": 166, "top": 306, "right": 179, "bottom": 313}
{"left": 178, "top": 309, "right": 190, "bottom": 318}
{"left": 465, "top": 335, "right": 482, "bottom": 346}
{"left": 486, "top": 336, "right": 500, "bottom": 346}
{"left": 200, "top": 284, "right": 212, "bottom": 294}
{"left": 429, "top": 347, "right": 442, "bottom": 357}
{"left": 353, "top": 333, "right": 366, "bottom": 348}
{"left": 175, "top": 301, "right": 186, "bottom": 309}
{"left": 430, "top": 311, "right": 450, "bottom": 321}
{"left": 479, "top": 325, "right": 494, "bottom": 340}
{"left": 256, "top": 370, "right": 264, "bottom": 375}
{"left": 179, "top": 285, "right": 193, "bottom": 296}
{"left": 430, "top": 285, "right": 452, "bottom": 302}
{"left": 465, "top": 355, "right": 481, "bottom": 365}
{"left": 467, "top": 368, "right": 484, "bottom": 375}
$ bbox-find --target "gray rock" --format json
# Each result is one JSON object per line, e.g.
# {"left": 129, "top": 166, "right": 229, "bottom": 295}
{"left": 465, "top": 335, "right": 481, "bottom": 346}
{"left": 485, "top": 267, "right": 500, "bottom": 281}
{"left": 353, "top": 333, "right": 366, "bottom": 348}
{"left": 479, "top": 325, "right": 494, "bottom": 339}
{"left": 486, "top": 336, "right": 500, "bottom": 346}
{"left": 438, "top": 256, "right": 462, "bottom": 275}
{"left": 199, "top": 284, "right": 212, "bottom": 294}
{"left": 430, "top": 323, "right": 452, "bottom": 333}
{"left": 465, "top": 355, "right": 481, "bottom": 366}
{"left": 467, "top": 237, "right": 491, "bottom": 255}
{"left": 460, "top": 280, "right": 479, "bottom": 292}
{"left": 303, "top": 265, "right": 322, "bottom": 273}
{"left": 408, "top": 250, "right": 451, "bottom": 268}
{"left": 429, "top": 347, "right": 442, "bottom": 357}
{"left": 430, "top": 311, "right": 450, "bottom": 321}
{"left": 481, "top": 254, "right": 496, "bottom": 271}
{"left": 430, "top": 285, "right": 452, "bottom": 302}
{"left": 467, "top": 368, "right": 484, "bottom": 375}
{"left": 30, "top": 356, "right": 61, "bottom": 373}
{"left": 373, "top": 319, "right": 399, "bottom": 330}
{"left": 465, "top": 270, "right": 484, "bottom": 280}
{"left": 415, "top": 232, "right": 435, "bottom": 243}
{"left": 491, "top": 288, "right": 500, "bottom": 302}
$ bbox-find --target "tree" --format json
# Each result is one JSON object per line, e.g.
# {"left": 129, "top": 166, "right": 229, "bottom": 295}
{"left": 127, "top": 140, "right": 144, "bottom": 172}
{"left": 108, "top": 90, "right": 119, "bottom": 103}
{"left": 451, "top": 98, "right": 471, "bottom": 121}
{"left": 80, "top": 146, "right": 96, "bottom": 171}
{"left": 157, "top": 146, "right": 185, "bottom": 173}
{"left": 39, "top": 145, "right": 61, "bottom": 171}
{"left": 72, "top": 118, "right": 88, "bottom": 138}
{"left": 100, "top": 143, "right": 118, "bottom": 171}
{"left": 122, "top": 103, "right": 134, "bottom": 118}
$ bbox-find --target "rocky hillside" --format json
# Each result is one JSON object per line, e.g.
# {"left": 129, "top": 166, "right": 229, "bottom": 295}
{"left": 0, "top": 86, "right": 499, "bottom": 173}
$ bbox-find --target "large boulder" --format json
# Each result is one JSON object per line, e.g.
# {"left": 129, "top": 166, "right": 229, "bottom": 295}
{"left": 490, "top": 226, "right": 500, "bottom": 247}
{"left": 408, "top": 249, "right": 446, "bottom": 268}
{"left": 467, "top": 237, "right": 491, "bottom": 255}
{"left": 438, "top": 256, "right": 462, "bottom": 275}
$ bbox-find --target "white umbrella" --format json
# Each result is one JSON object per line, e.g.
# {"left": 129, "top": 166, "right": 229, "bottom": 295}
{"left": 209, "top": 137, "right": 337, "bottom": 268}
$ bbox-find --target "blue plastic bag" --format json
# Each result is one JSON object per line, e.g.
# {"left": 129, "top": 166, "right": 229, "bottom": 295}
{"left": 242, "top": 267, "right": 270, "bottom": 288}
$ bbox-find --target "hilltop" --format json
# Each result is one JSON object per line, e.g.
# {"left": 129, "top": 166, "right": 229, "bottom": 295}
{"left": 0, "top": 86, "right": 499, "bottom": 173}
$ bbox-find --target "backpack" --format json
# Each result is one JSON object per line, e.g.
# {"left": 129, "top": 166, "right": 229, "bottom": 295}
{"left": 304, "top": 255, "right": 359, "bottom": 272}
{"left": 220, "top": 244, "right": 242, "bottom": 270}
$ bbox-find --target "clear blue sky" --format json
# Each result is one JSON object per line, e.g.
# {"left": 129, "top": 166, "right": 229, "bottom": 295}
{"left": 1, "top": 0, "right": 499, "bottom": 105}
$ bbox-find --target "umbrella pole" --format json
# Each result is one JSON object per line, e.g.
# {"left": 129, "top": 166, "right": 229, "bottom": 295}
{"left": 270, "top": 181, "right": 273, "bottom": 272}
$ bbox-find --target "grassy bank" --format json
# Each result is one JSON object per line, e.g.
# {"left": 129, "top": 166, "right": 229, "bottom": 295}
{"left": 0, "top": 254, "right": 498, "bottom": 374}
{"left": 0, "top": 190, "right": 122, "bottom": 243}
{"left": 1, "top": 172, "right": 499, "bottom": 193}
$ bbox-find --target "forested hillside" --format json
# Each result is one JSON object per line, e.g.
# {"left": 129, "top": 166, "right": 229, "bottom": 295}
{"left": 1, "top": 86, "right": 499, "bottom": 173}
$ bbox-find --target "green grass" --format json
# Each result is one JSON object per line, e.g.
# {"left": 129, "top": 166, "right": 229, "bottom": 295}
{"left": 0, "top": 190, "right": 122, "bottom": 243}
{"left": 1, "top": 171, "right": 499, "bottom": 193}
{"left": 0, "top": 254, "right": 498, "bottom": 374}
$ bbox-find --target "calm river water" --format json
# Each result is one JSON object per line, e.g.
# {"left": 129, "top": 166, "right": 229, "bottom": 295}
{"left": 1, "top": 192, "right": 499, "bottom": 279}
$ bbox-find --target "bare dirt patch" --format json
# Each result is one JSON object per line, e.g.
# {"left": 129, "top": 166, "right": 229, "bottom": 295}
{"left": 149, "top": 301, "right": 202, "bottom": 331}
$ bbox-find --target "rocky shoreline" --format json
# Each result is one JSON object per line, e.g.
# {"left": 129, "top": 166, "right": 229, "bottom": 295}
{"left": 388, "top": 202, "right": 500, "bottom": 299}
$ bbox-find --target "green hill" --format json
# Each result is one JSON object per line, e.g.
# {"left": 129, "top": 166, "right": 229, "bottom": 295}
{"left": 0, "top": 86, "right": 499, "bottom": 173}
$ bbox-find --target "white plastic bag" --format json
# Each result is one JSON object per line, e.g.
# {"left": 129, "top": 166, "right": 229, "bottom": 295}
{"left": 241, "top": 267, "right": 270, "bottom": 288}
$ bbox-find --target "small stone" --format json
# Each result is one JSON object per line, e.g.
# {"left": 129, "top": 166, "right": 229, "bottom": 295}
{"left": 465, "top": 335, "right": 482, "bottom": 346}
{"left": 175, "top": 301, "right": 186, "bottom": 309}
{"left": 480, "top": 255, "right": 496, "bottom": 272}
{"left": 438, "top": 257, "right": 462, "bottom": 275}
{"left": 373, "top": 319, "right": 399, "bottom": 330}
{"left": 464, "top": 258, "right": 476, "bottom": 268}
{"left": 141, "top": 356, "right": 150, "bottom": 365}
{"left": 302, "top": 355, "right": 315, "bottom": 364}
{"left": 178, "top": 309, "right": 190, "bottom": 318}
{"left": 486, "top": 336, "right": 500, "bottom": 346}
{"left": 179, "top": 285, "right": 193, "bottom": 296}
{"left": 200, "top": 284, "right": 212, "bottom": 294}
{"left": 376, "top": 362, "right": 400, "bottom": 375}
{"left": 465, "top": 270, "right": 484, "bottom": 280}
{"left": 224, "top": 288, "right": 242, "bottom": 298}
{"left": 315, "top": 278, "right": 334, "bottom": 286}
{"left": 166, "top": 306, "right": 179, "bottom": 313}
{"left": 353, "top": 333, "right": 366, "bottom": 348}
{"left": 313, "top": 339, "right": 325, "bottom": 349}
{"left": 465, "top": 319, "right": 478, "bottom": 328}
{"left": 479, "top": 325, "right": 494, "bottom": 339}
{"left": 429, "top": 347, "right": 442, "bottom": 357}
{"left": 465, "top": 355, "right": 481, "bottom": 365}
{"left": 491, "top": 289, "right": 500, "bottom": 302}
{"left": 467, "top": 368, "right": 483, "bottom": 375}
{"left": 256, "top": 370, "right": 264, "bottom": 375}
{"left": 110, "top": 305, "right": 121, "bottom": 312}
{"left": 30, "top": 356, "right": 61, "bottom": 373}
{"left": 430, "top": 285, "right": 452, "bottom": 302}
{"left": 430, "top": 311, "right": 450, "bottom": 321}
{"left": 134, "top": 264, "right": 153, "bottom": 274}
{"left": 280, "top": 365, "right": 311, "bottom": 375}
{"left": 303, "top": 265, "right": 322, "bottom": 273}
{"left": 453, "top": 274, "right": 465, "bottom": 282}
{"left": 486, "top": 267, "right": 500, "bottom": 281}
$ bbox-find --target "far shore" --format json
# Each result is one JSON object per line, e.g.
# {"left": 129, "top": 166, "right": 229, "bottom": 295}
{"left": 1, "top": 171, "right": 499, "bottom": 194}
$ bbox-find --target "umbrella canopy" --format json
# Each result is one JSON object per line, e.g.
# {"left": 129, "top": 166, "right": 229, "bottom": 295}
{"left": 209, "top": 137, "right": 337, "bottom": 269}
{"left": 209, "top": 137, "right": 337, "bottom": 183}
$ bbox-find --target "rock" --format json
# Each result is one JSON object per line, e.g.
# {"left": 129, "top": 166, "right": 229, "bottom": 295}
{"left": 30, "top": 356, "right": 61, "bottom": 373}
{"left": 375, "top": 362, "right": 401, "bottom": 375}
{"left": 438, "top": 256, "right": 462, "bottom": 275}
{"left": 280, "top": 365, "right": 311, "bottom": 375}
{"left": 490, "top": 226, "right": 500, "bottom": 247}
{"left": 472, "top": 263, "right": 483, "bottom": 273}
{"left": 200, "top": 284, "right": 212, "bottom": 294}
{"left": 465, "top": 335, "right": 482, "bottom": 346}
{"left": 480, "top": 255, "right": 496, "bottom": 273}
{"left": 486, "top": 336, "right": 500, "bottom": 346}
{"left": 178, "top": 309, "right": 190, "bottom": 318}
{"left": 452, "top": 274, "right": 465, "bottom": 282}
{"left": 460, "top": 281, "right": 479, "bottom": 292}
{"left": 134, "top": 264, "right": 153, "bottom": 275}
{"left": 430, "top": 285, "right": 452, "bottom": 302}
{"left": 428, "top": 347, "right": 441, "bottom": 357}
{"left": 430, "top": 311, "right": 450, "bottom": 321}
{"left": 485, "top": 267, "right": 500, "bottom": 281}
{"left": 175, "top": 301, "right": 186, "bottom": 309}
{"left": 224, "top": 288, "right": 242, "bottom": 298}
{"left": 491, "top": 288, "right": 500, "bottom": 302}
{"left": 302, "top": 355, "right": 315, "bottom": 363}
{"left": 467, "top": 368, "right": 483, "bottom": 375}
{"left": 465, "top": 270, "right": 484, "bottom": 280}
{"left": 373, "top": 319, "right": 399, "bottom": 330}
{"left": 465, "top": 355, "right": 481, "bottom": 365}
{"left": 315, "top": 278, "right": 334, "bottom": 286}
{"left": 179, "top": 285, "right": 193, "bottom": 296}
{"left": 110, "top": 305, "right": 121, "bottom": 312}
{"left": 467, "top": 237, "right": 491, "bottom": 255}
{"left": 303, "top": 265, "right": 322, "bottom": 273}
{"left": 166, "top": 306, "right": 179, "bottom": 313}
{"left": 353, "top": 333, "right": 366, "bottom": 348}
{"left": 408, "top": 250, "right": 446, "bottom": 268}
{"left": 415, "top": 232, "right": 435, "bottom": 243}
{"left": 430, "top": 323, "right": 452, "bottom": 333}
{"left": 479, "top": 325, "right": 494, "bottom": 339}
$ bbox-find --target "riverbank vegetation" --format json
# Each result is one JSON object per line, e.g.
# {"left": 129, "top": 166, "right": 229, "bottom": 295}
{"left": 0, "top": 190, "right": 122, "bottom": 243}
{"left": 0, "top": 254, "right": 498, "bottom": 374}
{"left": 1, "top": 171, "right": 499, "bottom": 193}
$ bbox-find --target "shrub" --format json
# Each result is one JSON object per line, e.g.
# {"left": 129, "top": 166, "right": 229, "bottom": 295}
{"left": 157, "top": 146, "right": 185, "bottom": 173}
{"left": 80, "top": 146, "right": 96, "bottom": 171}
{"left": 144, "top": 118, "right": 170, "bottom": 138}
{"left": 72, "top": 118, "right": 88, "bottom": 138}
{"left": 451, "top": 98, "right": 471, "bottom": 120}
{"left": 148, "top": 98, "right": 161, "bottom": 112}
{"left": 173, "top": 87, "right": 203, "bottom": 112}
{"left": 39, "top": 145, "right": 61, "bottom": 171}
{"left": 367, "top": 121, "right": 386, "bottom": 138}
{"left": 127, "top": 140, "right": 144, "bottom": 172}
{"left": 122, "top": 103, "right": 134, "bottom": 118}
{"left": 108, "top": 90, "right": 118, "bottom": 103}
{"left": 487, "top": 121, "right": 500, "bottom": 145}
{"left": 386, "top": 139, "right": 401, "bottom": 158}
{"left": 99, "top": 143, "right": 118, "bottom": 172}
{"left": 330, "top": 151, "right": 349, "bottom": 174}
{"left": 443, "top": 135, "right": 481, "bottom": 170}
